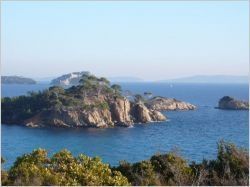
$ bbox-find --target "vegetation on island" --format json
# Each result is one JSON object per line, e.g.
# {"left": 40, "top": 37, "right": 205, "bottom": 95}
{"left": 2, "top": 74, "right": 168, "bottom": 128}
{"left": 1, "top": 76, "right": 36, "bottom": 84}
{"left": 1, "top": 141, "right": 248, "bottom": 186}
{"left": 1, "top": 74, "right": 123, "bottom": 124}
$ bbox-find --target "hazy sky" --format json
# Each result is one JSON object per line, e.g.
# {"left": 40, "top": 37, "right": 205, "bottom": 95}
{"left": 1, "top": 1, "right": 249, "bottom": 81}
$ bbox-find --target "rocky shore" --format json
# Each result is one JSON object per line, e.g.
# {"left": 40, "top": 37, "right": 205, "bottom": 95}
{"left": 24, "top": 97, "right": 166, "bottom": 128}
{"left": 2, "top": 74, "right": 171, "bottom": 128}
{"left": 2, "top": 74, "right": 197, "bottom": 128}
{"left": 146, "top": 96, "right": 196, "bottom": 111}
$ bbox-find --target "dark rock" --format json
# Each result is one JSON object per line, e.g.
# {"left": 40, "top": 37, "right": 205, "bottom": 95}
{"left": 218, "top": 96, "right": 249, "bottom": 110}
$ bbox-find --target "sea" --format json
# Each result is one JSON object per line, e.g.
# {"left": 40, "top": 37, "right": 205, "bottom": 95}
{"left": 1, "top": 83, "right": 249, "bottom": 169}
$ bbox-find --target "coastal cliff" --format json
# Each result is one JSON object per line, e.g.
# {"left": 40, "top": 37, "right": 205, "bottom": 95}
{"left": 2, "top": 74, "right": 167, "bottom": 128}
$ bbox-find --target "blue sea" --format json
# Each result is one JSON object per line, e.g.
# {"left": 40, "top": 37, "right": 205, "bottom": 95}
{"left": 1, "top": 83, "right": 249, "bottom": 169}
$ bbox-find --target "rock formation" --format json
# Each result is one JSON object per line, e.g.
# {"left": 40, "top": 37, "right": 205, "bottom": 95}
{"left": 22, "top": 97, "right": 167, "bottom": 128}
{"left": 217, "top": 96, "right": 249, "bottom": 110}
{"left": 2, "top": 74, "right": 167, "bottom": 128}
{"left": 145, "top": 96, "right": 196, "bottom": 111}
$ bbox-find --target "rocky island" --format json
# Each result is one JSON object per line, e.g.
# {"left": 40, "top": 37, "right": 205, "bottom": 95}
{"left": 2, "top": 74, "right": 169, "bottom": 128}
{"left": 146, "top": 96, "right": 196, "bottom": 111}
{"left": 1, "top": 76, "right": 36, "bottom": 84}
{"left": 217, "top": 96, "right": 249, "bottom": 110}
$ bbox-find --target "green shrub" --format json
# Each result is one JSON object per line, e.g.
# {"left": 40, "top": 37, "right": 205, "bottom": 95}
{"left": 150, "top": 152, "right": 193, "bottom": 185}
{"left": 205, "top": 140, "right": 249, "bottom": 185}
{"left": 115, "top": 141, "right": 249, "bottom": 186}
{"left": 5, "top": 149, "right": 129, "bottom": 186}
{"left": 116, "top": 160, "right": 158, "bottom": 186}
{"left": 2, "top": 141, "right": 248, "bottom": 186}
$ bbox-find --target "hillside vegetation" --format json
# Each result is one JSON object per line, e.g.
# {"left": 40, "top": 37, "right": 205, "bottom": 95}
{"left": 1, "top": 74, "right": 166, "bottom": 128}
{"left": 1, "top": 141, "right": 248, "bottom": 186}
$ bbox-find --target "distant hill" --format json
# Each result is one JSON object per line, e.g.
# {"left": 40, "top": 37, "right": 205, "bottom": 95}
{"left": 159, "top": 75, "right": 248, "bottom": 84}
{"left": 34, "top": 76, "right": 56, "bottom": 83}
{"left": 50, "top": 71, "right": 90, "bottom": 86}
{"left": 1, "top": 76, "right": 36, "bottom": 84}
{"left": 108, "top": 76, "right": 144, "bottom": 83}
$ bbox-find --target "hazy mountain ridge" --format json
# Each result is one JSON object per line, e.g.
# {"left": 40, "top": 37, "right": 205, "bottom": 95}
{"left": 1, "top": 76, "right": 36, "bottom": 84}
{"left": 107, "top": 76, "right": 144, "bottom": 82}
{"left": 50, "top": 71, "right": 90, "bottom": 86}
{"left": 159, "top": 75, "right": 248, "bottom": 84}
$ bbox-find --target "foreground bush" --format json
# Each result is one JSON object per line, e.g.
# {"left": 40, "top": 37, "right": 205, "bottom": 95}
{"left": 1, "top": 141, "right": 248, "bottom": 186}
{"left": 2, "top": 149, "right": 129, "bottom": 186}
{"left": 114, "top": 141, "right": 249, "bottom": 186}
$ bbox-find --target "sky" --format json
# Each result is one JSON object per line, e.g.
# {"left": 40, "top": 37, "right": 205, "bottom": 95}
{"left": 1, "top": 1, "right": 249, "bottom": 81}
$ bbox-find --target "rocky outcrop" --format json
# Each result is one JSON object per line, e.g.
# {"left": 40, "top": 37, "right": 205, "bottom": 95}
{"left": 2, "top": 74, "right": 168, "bottom": 128}
{"left": 25, "top": 108, "right": 114, "bottom": 128}
{"left": 146, "top": 96, "right": 196, "bottom": 111}
{"left": 133, "top": 103, "right": 167, "bottom": 123}
{"left": 217, "top": 96, "right": 249, "bottom": 110}
{"left": 150, "top": 110, "right": 167, "bottom": 121}
{"left": 22, "top": 97, "right": 166, "bottom": 128}
{"left": 110, "top": 98, "right": 133, "bottom": 126}
{"left": 82, "top": 109, "right": 114, "bottom": 128}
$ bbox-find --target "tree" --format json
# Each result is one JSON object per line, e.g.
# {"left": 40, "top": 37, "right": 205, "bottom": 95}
{"left": 134, "top": 94, "right": 144, "bottom": 103}
{"left": 96, "top": 77, "right": 110, "bottom": 97}
{"left": 79, "top": 74, "right": 90, "bottom": 85}
{"left": 98, "top": 77, "right": 110, "bottom": 85}
{"left": 111, "top": 84, "right": 122, "bottom": 95}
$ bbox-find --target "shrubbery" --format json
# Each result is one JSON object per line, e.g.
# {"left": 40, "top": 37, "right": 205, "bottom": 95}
{"left": 1, "top": 141, "right": 248, "bottom": 186}
{"left": 115, "top": 140, "right": 249, "bottom": 186}
{"left": 2, "top": 149, "right": 129, "bottom": 186}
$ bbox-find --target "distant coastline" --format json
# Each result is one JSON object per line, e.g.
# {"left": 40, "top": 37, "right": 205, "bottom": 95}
{"left": 6, "top": 74, "right": 248, "bottom": 85}
{"left": 1, "top": 76, "right": 36, "bottom": 85}
{"left": 158, "top": 75, "right": 248, "bottom": 84}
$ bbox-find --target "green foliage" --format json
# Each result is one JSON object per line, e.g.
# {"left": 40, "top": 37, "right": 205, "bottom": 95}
{"left": 134, "top": 94, "right": 145, "bottom": 103}
{"left": 111, "top": 84, "right": 122, "bottom": 94}
{"left": 1, "top": 141, "right": 248, "bottom": 186}
{"left": 150, "top": 152, "right": 193, "bottom": 185}
{"left": 115, "top": 141, "right": 249, "bottom": 186}
{"left": 98, "top": 77, "right": 110, "bottom": 85}
{"left": 1, "top": 157, "right": 9, "bottom": 186}
{"left": 4, "top": 149, "right": 129, "bottom": 186}
{"left": 116, "top": 160, "right": 158, "bottom": 186}
{"left": 97, "top": 101, "right": 110, "bottom": 110}
{"left": 204, "top": 140, "right": 249, "bottom": 185}
{"left": 1, "top": 170, "right": 9, "bottom": 186}
{"left": 2, "top": 75, "right": 123, "bottom": 125}
{"left": 82, "top": 102, "right": 110, "bottom": 111}
{"left": 1, "top": 157, "right": 5, "bottom": 164}
{"left": 116, "top": 152, "right": 192, "bottom": 186}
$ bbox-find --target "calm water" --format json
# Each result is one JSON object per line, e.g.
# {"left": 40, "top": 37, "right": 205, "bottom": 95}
{"left": 1, "top": 83, "right": 249, "bottom": 169}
